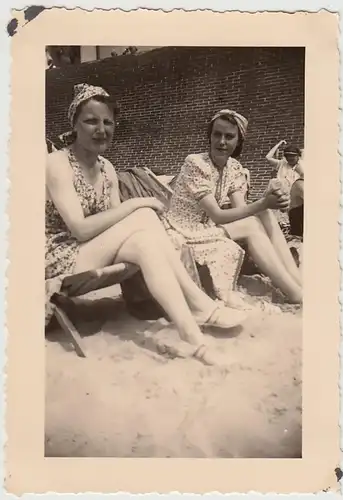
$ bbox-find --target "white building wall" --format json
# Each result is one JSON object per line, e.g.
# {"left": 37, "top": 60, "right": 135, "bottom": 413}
{"left": 80, "top": 46, "right": 98, "bottom": 63}
{"left": 80, "top": 46, "right": 159, "bottom": 62}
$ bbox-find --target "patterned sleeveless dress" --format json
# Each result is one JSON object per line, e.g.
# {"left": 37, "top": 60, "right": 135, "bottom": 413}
{"left": 45, "top": 147, "right": 112, "bottom": 325}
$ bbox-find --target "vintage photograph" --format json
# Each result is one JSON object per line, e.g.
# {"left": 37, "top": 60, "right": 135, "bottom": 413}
{"left": 44, "top": 44, "right": 304, "bottom": 459}
{"left": 5, "top": 7, "right": 340, "bottom": 494}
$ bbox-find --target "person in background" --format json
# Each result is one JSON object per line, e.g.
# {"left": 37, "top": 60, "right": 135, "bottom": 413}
{"left": 289, "top": 173, "right": 304, "bottom": 239}
{"left": 266, "top": 140, "right": 304, "bottom": 194}
{"left": 287, "top": 172, "right": 304, "bottom": 274}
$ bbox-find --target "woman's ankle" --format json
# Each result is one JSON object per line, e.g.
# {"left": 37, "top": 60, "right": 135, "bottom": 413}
{"left": 178, "top": 323, "right": 204, "bottom": 346}
{"left": 190, "top": 299, "right": 215, "bottom": 316}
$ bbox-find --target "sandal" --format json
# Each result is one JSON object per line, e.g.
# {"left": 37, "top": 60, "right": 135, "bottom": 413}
{"left": 192, "top": 344, "right": 229, "bottom": 368}
{"left": 192, "top": 344, "right": 214, "bottom": 365}
{"left": 195, "top": 304, "right": 247, "bottom": 330}
{"left": 156, "top": 341, "right": 226, "bottom": 367}
{"left": 153, "top": 326, "right": 198, "bottom": 359}
{"left": 152, "top": 328, "right": 228, "bottom": 368}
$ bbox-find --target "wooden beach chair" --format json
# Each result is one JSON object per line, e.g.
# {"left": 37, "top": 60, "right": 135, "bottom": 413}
{"left": 51, "top": 262, "right": 138, "bottom": 358}
{"left": 47, "top": 167, "right": 185, "bottom": 359}
{"left": 142, "top": 167, "right": 175, "bottom": 199}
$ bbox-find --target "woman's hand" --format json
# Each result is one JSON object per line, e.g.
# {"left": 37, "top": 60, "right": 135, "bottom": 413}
{"left": 263, "top": 190, "right": 290, "bottom": 211}
{"left": 276, "top": 192, "right": 290, "bottom": 211}
{"left": 135, "top": 197, "right": 166, "bottom": 214}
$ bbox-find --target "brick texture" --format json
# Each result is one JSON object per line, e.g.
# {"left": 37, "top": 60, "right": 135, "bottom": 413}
{"left": 46, "top": 46, "right": 304, "bottom": 198}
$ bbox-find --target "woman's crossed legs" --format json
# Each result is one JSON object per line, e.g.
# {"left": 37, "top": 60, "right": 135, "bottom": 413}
{"left": 73, "top": 207, "right": 246, "bottom": 353}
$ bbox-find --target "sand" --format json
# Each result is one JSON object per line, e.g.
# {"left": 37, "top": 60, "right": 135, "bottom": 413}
{"left": 45, "top": 278, "right": 302, "bottom": 458}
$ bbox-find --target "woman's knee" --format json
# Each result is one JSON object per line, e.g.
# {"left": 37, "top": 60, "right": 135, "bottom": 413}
{"left": 135, "top": 208, "right": 169, "bottom": 242}
{"left": 134, "top": 207, "right": 162, "bottom": 226}
{"left": 245, "top": 216, "right": 263, "bottom": 237}
{"left": 259, "top": 208, "right": 275, "bottom": 222}
{"left": 121, "top": 230, "right": 166, "bottom": 263}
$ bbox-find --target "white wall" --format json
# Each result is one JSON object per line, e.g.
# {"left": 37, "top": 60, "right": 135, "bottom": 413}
{"left": 80, "top": 46, "right": 98, "bottom": 63}
{"left": 80, "top": 46, "right": 159, "bottom": 62}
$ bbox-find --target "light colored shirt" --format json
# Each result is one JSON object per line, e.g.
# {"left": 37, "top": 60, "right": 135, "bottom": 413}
{"left": 274, "top": 158, "right": 303, "bottom": 193}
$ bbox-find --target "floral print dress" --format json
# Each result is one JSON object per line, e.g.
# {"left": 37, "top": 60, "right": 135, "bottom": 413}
{"left": 162, "top": 152, "right": 247, "bottom": 303}
{"left": 45, "top": 147, "right": 112, "bottom": 325}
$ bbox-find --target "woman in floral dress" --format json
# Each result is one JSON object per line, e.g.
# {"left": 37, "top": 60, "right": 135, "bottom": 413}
{"left": 163, "top": 109, "right": 302, "bottom": 304}
{"left": 45, "top": 84, "right": 248, "bottom": 365}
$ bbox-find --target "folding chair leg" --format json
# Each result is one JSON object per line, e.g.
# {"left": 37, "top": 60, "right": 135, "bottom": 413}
{"left": 54, "top": 305, "right": 87, "bottom": 358}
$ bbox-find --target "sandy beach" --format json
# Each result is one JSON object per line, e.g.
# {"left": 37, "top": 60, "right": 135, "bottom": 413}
{"left": 45, "top": 275, "right": 302, "bottom": 459}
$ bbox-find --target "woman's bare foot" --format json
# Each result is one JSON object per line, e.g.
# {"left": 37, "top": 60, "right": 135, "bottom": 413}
{"left": 156, "top": 338, "right": 196, "bottom": 359}
{"left": 156, "top": 338, "right": 230, "bottom": 369}
{"left": 151, "top": 325, "right": 230, "bottom": 368}
{"left": 152, "top": 324, "right": 203, "bottom": 355}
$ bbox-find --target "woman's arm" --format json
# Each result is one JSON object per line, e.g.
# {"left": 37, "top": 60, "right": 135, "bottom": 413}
{"left": 46, "top": 152, "right": 161, "bottom": 242}
{"left": 103, "top": 159, "right": 122, "bottom": 208}
{"left": 199, "top": 190, "right": 288, "bottom": 225}
{"left": 230, "top": 190, "right": 248, "bottom": 208}
{"left": 266, "top": 140, "right": 287, "bottom": 169}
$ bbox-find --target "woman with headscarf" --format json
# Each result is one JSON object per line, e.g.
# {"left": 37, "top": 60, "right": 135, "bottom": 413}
{"left": 45, "top": 84, "right": 248, "bottom": 365}
{"left": 163, "top": 109, "right": 302, "bottom": 304}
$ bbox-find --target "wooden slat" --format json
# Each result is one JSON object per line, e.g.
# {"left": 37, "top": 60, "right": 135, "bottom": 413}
{"left": 61, "top": 263, "right": 138, "bottom": 297}
{"left": 54, "top": 305, "right": 87, "bottom": 358}
{"left": 143, "top": 167, "right": 175, "bottom": 197}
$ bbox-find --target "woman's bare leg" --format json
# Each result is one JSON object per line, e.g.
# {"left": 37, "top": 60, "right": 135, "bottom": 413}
{"left": 74, "top": 207, "right": 245, "bottom": 335}
{"left": 128, "top": 211, "right": 249, "bottom": 318}
{"left": 135, "top": 221, "right": 215, "bottom": 314}
{"left": 73, "top": 208, "right": 205, "bottom": 345}
{"left": 225, "top": 217, "right": 302, "bottom": 303}
{"left": 131, "top": 209, "right": 218, "bottom": 313}
{"left": 257, "top": 209, "right": 302, "bottom": 285}
{"left": 154, "top": 237, "right": 215, "bottom": 313}
{"left": 116, "top": 231, "right": 205, "bottom": 346}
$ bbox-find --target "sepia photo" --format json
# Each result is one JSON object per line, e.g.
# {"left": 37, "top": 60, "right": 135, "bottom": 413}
{"left": 45, "top": 44, "right": 304, "bottom": 459}
{"left": 6, "top": 9, "right": 340, "bottom": 494}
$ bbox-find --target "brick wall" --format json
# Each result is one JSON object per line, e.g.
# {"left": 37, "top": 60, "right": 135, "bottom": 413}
{"left": 46, "top": 46, "right": 304, "bottom": 198}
